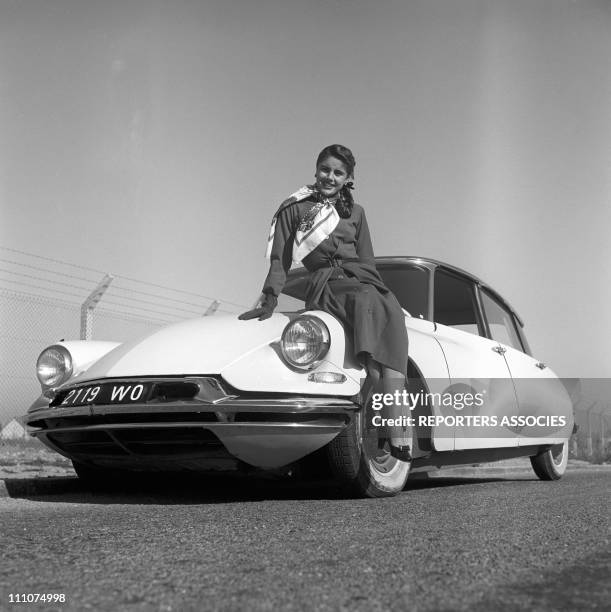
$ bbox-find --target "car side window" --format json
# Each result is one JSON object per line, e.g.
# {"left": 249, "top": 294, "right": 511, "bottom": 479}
{"left": 433, "top": 270, "right": 483, "bottom": 336}
{"left": 378, "top": 264, "right": 429, "bottom": 320}
{"left": 480, "top": 289, "right": 524, "bottom": 351}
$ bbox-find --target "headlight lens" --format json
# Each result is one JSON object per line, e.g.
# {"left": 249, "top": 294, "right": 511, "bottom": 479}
{"left": 281, "top": 316, "right": 330, "bottom": 369}
{"left": 36, "top": 345, "right": 73, "bottom": 388}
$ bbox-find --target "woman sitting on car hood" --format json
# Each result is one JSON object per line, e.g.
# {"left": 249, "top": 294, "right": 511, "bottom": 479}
{"left": 239, "top": 144, "right": 411, "bottom": 460}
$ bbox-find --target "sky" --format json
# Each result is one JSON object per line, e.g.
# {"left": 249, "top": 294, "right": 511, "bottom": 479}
{"left": 1, "top": 0, "right": 610, "bottom": 378}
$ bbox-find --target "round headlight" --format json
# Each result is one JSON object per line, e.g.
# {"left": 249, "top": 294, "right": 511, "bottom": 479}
{"left": 36, "top": 345, "right": 73, "bottom": 388}
{"left": 281, "top": 315, "right": 330, "bottom": 369}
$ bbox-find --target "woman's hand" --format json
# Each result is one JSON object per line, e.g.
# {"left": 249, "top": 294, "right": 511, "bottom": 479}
{"left": 238, "top": 293, "right": 278, "bottom": 321}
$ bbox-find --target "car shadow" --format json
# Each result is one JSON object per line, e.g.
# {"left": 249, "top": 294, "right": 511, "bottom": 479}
{"left": 2, "top": 472, "right": 529, "bottom": 505}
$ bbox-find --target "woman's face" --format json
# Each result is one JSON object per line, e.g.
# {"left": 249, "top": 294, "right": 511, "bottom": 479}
{"left": 315, "top": 155, "right": 351, "bottom": 199}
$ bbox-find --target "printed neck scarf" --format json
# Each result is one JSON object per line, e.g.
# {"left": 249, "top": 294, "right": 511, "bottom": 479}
{"left": 265, "top": 185, "right": 340, "bottom": 264}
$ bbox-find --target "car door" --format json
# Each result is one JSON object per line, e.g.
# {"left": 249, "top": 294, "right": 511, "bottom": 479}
{"left": 478, "top": 289, "right": 573, "bottom": 446}
{"left": 378, "top": 262, "right": 454, "bottom": 451}
{"left": 432, "top": 269, "right": 519, "bottom": 450}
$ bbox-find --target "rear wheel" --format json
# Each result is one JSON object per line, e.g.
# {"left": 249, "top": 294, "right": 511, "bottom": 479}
{"left": 530, "top": 442, "right": 568, "bottom": 480}
{"left": 327, "top": 387, "right": 411, "bottom": 497}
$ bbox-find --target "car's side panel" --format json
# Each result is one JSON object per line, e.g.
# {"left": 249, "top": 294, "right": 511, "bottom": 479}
{"left": 404, "top": 317, "right": 453, "bottom": 451}
{"left": 433, "top": 324, "right": 520, "bottom": 449}
{"left": 501, "top": 345, "right": 574, "bottom": 445}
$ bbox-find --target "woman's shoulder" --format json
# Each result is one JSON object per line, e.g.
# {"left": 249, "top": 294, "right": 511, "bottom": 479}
{"left": 273, "top": 186, "right": 317, "bottom": 214}
{"left": 350, "top": 202, "right": 367, "bottom": 218}
{"left": 276, "top": 196, "right": 317, "bottom": 216}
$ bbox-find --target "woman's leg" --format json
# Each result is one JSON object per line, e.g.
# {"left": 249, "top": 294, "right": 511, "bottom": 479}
{"left": 381, "top": 366, "right": 412, "bottom": 459}
{"left": 358, "top": 354, "right": 381, "bottom": 413}
{"left": 362, "top": 355, "right": 411, "bottom": 458}
{"left": 364, "top": 354, "right": 382, "bottom": 386}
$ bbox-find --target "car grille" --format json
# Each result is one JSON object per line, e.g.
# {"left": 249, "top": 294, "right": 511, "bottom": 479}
{"left": 47, "top": 427, "right": 224, "bottom": 458}
{"left": 30, "top": 412, "right": 219, "bottom": 429}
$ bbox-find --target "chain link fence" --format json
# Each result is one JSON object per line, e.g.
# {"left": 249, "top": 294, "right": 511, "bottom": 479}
{"left": 0, "top": 288, "right": 82, "bottom": 431}
{"left": 573, "top": 403, "right": 611, "bottom": 464}
{"left": 0, "top": 247, "right": 246, "bottom": 431}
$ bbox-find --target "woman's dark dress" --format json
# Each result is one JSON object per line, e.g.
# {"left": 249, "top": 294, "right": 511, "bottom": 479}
{"left": 262, "top": 197, "right": 408, "bottom": 374}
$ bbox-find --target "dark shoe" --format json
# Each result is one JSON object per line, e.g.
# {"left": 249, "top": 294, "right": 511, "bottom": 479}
{"left": 390, "top": 445, "right": 412, "bottom": 462}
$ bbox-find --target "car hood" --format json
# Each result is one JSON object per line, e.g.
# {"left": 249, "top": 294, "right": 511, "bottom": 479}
{"left": 75, "top": 314, "right": 294, "bottom": 382}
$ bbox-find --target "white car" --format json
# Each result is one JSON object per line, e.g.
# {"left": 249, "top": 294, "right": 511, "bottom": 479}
{"left": 25, "top": 257, "right": 574, "bottom": 497}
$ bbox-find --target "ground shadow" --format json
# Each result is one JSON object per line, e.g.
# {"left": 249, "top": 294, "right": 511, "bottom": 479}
{"left": 3, "top": 472, "right": 516, "bottom": 505}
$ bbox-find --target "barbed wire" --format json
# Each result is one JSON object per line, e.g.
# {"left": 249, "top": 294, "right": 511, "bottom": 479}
{"left": 0, "top": 257, "right": 100, "bottom": 284}
{"left": 0, "top": 246, "right": 107, "bottom": 275}
{"left": 0, "top": 289, "right": 82, "bottom": 314}
{"left": 0, "top": 246, "right": 249, "bottom": 308}
{"left": 102, "top": 290, "right": 207, "bottom": 314}
{"left": 110, "top": 284, "right": 213, "bottom": 309}
{"left": 0, "top": 281, "right": 86, "bottom": 302}
{"left": 112, "top": 273, "right": 248, "bottom": 308}
{"left": 0, "top": 281, "right": 237, "bottom": 320}
{"left": 95, "top": 308, "right": 175, "bottom": 326}
{"left": 0, "top": 267, "right": 233, "bottom": 314}
{"left": 0, "top": 268, "right": 93, "bottom": 292}
{"left": 98, "top": 298, "right": 202, "bottom": 318}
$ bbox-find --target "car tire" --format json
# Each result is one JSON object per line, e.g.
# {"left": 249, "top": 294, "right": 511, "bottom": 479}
{"left": 530, "top": 441, "right": 568, "bottom": 480}
{"left": 327, "top": 385, "right": 411, "bottom": 498}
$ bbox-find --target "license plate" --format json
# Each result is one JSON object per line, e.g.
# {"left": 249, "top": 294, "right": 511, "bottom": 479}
{"left": 53, "top": 382, "right": 152, "bottom": 407}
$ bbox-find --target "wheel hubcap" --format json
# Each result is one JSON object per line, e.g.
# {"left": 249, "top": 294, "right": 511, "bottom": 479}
{"left": 551, "top": 443, "right": 566, "bottom": 466}
{"left": 361, "top": 404, "right": 402, "bottom": 473}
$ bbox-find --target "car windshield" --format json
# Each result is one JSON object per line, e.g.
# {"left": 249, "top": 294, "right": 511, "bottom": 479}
{"left": 276, "top": 262, "right": 430, "bottom": 319}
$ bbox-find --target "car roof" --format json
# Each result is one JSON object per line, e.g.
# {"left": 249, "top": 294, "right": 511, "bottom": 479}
{"left": 287, "top": 255, "right": 524, "bottom": 327}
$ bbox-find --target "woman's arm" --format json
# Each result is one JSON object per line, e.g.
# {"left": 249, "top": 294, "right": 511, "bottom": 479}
{"left": 239, "top": 203, "right": 299, "bottom": 320}
{"left": 262, "top": 203, "right": 299, "bottom": 297}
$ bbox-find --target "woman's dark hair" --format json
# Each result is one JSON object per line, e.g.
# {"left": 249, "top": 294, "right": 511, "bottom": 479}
{"left": 316, "top": 144, "right": 356, "bottom": 218}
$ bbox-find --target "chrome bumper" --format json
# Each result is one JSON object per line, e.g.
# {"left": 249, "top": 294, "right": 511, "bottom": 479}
{"left": 25, "top": 396, "right": 358, "bottom": 470}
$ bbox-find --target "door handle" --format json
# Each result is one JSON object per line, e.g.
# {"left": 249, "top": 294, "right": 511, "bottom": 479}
{"left": 492, "top": 346, "right": 506, "bottom": 355}
{"left": 535, "top": 362, "right": 546, "bottom": 370}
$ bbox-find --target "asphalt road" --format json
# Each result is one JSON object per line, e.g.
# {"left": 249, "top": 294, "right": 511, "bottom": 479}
{"left": 0, "top": 470, "right": 609, "bottom": 612}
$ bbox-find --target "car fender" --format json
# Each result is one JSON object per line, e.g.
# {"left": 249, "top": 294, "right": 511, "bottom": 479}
{"left": 222, "top": 310, "right": 363, "bottom": 395}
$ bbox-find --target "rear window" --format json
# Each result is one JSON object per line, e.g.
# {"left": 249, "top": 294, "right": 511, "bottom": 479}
{"left": 480, "top": 289, "right": 524, "bottom": 351}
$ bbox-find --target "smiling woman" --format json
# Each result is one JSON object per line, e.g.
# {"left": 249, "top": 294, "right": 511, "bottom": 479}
{"left": 239, "top": 144, "right": 413, "bottom": 468}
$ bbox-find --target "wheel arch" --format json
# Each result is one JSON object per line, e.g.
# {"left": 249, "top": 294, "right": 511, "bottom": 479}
{"left": 406, "top": 357, "right": 434, "bottom": 456}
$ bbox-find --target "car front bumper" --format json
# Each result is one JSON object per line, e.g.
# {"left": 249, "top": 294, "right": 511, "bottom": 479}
{"left": 25, "top": 394, "right": 358, "bottom": 470}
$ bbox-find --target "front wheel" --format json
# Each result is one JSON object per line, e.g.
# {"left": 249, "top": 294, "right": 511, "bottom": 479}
{"left": 530, "top": 441, "right": 568, "bottom": 480}
{"left": 327, "top": 394, "right": 411, "bottom": 497}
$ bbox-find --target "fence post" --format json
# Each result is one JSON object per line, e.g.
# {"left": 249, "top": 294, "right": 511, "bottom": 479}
{"left": 80, "top": 274, "right": 114, "bottom": 340}
{"left": 204, "top": 300, "right": 220, "bottom": 316}
{"left": 585, "top": 402, "right": 596, "bottom": 459}
{"left": 601, "top": 408, "right": 606, "bottom": 459}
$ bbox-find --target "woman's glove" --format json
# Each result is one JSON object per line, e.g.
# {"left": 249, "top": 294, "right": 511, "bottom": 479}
{"left": 238, "top": 292, "right": 278, "bottom": 321}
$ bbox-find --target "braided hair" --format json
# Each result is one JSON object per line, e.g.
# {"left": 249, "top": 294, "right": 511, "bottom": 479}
{"left": 316, "top": 144, "right": 356, "bottom": 218}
